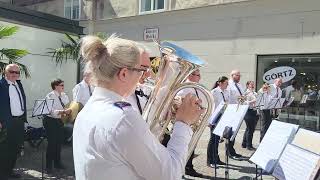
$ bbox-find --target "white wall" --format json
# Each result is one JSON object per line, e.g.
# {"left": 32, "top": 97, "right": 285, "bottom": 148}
{"left": 81, "top": 0, "right": 320, "bottom": 89}
{"left": 0, "top": 20, "right": 77, "bottom": 126}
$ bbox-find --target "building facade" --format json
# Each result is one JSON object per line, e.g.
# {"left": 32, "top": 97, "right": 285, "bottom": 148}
{"left": 1, "top": 0, "right": 320, "bottom": 131}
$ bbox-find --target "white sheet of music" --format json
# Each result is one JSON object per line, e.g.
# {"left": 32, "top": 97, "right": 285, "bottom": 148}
{"left": 272, "top": 144, "right": 320, "bottom": 180}
{"left": 249, "top": 121, "right": 299, "bottom": 173}
{"left": 212, "top": 104, "right": 249, "bottom": 141}
{"left": 292, "top": 129, "right": 320, "bottom": 155}
{"left": 209, "top": 103, "right": 225, "bottom": 125}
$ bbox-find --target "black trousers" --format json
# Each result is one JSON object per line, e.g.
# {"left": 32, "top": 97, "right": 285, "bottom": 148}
{"left": 186, "top": 150, "right": 195, "bottom": 169}
{"left": 242, "top": 109, "right": 258, "bottom": 147}
{"left": 0, "top": 116, "right": 25, "bottom": 180}
{"left": 43, "top": 116, "right": 64, "bottom": 168}
{"left": 207, "top": 125, "right": 220, "bottom": 164}
{"left": 260, "top": 110, "right": 272, "bottom": 142}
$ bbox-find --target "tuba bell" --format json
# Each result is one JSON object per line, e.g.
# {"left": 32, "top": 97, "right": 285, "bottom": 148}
{"left": 142, "top": 41, "right": 215, "bottom": 160}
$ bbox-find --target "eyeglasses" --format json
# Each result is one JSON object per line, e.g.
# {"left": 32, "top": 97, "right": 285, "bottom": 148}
{"left": 191, "top": 74, "right": 200, "bottom": 77}
{"left": 127, "top": 67, "right": 150, "bottom": 73}
{"left": 8, "top": 70, "right": 20, "bottom": 75}
{"left": 58, "top": 84, "right": 64, "bottom": 87}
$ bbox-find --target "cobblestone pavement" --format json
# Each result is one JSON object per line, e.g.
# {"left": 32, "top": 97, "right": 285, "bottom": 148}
{"left": 11, "top": 122, "right": 275, "bottom": 180}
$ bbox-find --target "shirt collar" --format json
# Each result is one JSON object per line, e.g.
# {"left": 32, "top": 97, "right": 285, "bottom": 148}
{"left": 92, "top": 87, "right": 124, "bottom": 102}
{"left": 80, "top": 80, "right": 89, "bottom": 86}
{"left": 53, "top": 90, "right": 64, "bottom": 97}
{"left": 5, "top": 78, "right": 16, "bottom": 85}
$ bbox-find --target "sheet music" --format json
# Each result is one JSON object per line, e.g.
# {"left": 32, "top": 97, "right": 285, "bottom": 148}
{"left": 250, "top": 121, "right": 299, "bottom": 173}
{"left": 292, "top": 129, "right": 320, "bottom": 155}
{"left": 300, "top": 94, "right": 308, "bottom": 104}
{"left": 212, "top": 104, "right": 249, "bottom": 141}
{"left": 209, "top": 102, "right": 225, "bottom": 125}
{"left": 273, "top": 144, "right": 320, "bottom": 180}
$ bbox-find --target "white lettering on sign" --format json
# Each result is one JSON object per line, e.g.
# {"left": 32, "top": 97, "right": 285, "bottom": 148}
{"left": 263, "top": 66, "right": 296, "bottom": 84}
{"left": 144, "top": 27, "right": 159, "bottom": 41}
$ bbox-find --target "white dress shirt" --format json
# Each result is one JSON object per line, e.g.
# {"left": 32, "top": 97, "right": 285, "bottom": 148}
{"left": 72, "top": 80, "right": 94, "bottom": 105}
{"left": 73, "top": 87, "right": 193, "bottom": 180}
{"left": 227, "top": 79, "right": 245, "bottom": 104}
{"left": 127, "top": 84, "right": 152, "bottom": 114}
{"left": 46, "top": 90, "right": 70, "bottom": 119}
{"left": 6, "top": 79, "right": 24, "bottom": 116}
{"left": 176, "top": 86, "right": 208, "bottom": 108}
{"left": 269, "top": 84, "right": 282, "bottom": 98}
{"left": 244, "top": 89, "right": 257, "bottom": 109}
{"left": 211, "top": 86, "right": 230, "bottom": 107}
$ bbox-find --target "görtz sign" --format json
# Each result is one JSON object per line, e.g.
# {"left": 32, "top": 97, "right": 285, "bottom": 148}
{"left": 263, "top": 66, "right": 296, "bottom": 84}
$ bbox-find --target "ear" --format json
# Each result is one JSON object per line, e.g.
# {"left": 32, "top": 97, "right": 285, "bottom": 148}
{"left": 117, "top": 68, "right": 129, "bottom": 82}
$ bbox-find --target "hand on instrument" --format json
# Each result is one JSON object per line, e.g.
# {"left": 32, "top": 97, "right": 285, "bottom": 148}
{"left": 64, "top": 109, "right": 72, "bottom": 115}
{"left": 176, "top": 93, "right": 205, "bottom": 126}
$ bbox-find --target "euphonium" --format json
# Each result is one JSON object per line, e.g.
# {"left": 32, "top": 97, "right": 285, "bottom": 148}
{"left": 142, "top": 41, "right": 214, "bottom": 160}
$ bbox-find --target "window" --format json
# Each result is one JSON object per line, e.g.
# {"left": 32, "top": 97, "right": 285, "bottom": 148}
{"left": 64, "top": 0, "right": 80, "bottom": 20}
{"left": 257, "top": 54, "right": 320, "bottom": 132}
{"left": 139, "top": 0, "right": 165, "bottom": 14}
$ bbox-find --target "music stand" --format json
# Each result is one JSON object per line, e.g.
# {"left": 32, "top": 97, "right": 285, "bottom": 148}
{"left": 212, "top": 104, "right": 249, "bottom": 179}
{"left": 31, "top": 99, "right": 54, "bottom": 179}
{"left": 255, "top": 93, "right": 266, "bottom": 110}
{"left": 264, "top": 98, "right": 285, "bottom": 110}
{"left": 32, "top": 99, "right": 54, "bottom": 117}
{"left": 209, "top": 102, "right": 227, "bottom": 178}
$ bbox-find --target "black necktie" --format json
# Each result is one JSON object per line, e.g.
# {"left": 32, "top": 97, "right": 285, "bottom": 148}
{"left": 12, "top": 84, "right": 24, "bottom": 111}
{"left": 134, "top": 90, "right": 143, "bottom": 114}
{"left": 135, "top": 89, "right": 149, "bottom": 99}
{"left": 221, "top": 92, "right": 226, "bottom": 102}
{"left": 235, "top": 83, "right": 243, "bottom": 96}
{"left": 88, "top": 85, "right": 92, "bottom": 96}
{"left": 194, "top": 88, "right": 199, "bottom": 99}
{"left": 58, "top": 96, "right": 65, "bottom": 108}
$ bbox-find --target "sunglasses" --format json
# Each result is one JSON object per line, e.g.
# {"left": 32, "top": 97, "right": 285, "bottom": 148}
{"left": 8, "top": 70, "right": 20, "bottom": 75}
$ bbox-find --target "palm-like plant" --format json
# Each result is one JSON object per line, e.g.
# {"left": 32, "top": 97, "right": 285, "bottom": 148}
{"left": 48, "top": 33, "right": 108, "bottom": 64}
{"left": 47, "top": 33, "right": 81, "bottom": 65}
{"left": 0, "top": 26, "right": 30, "bottom": 77}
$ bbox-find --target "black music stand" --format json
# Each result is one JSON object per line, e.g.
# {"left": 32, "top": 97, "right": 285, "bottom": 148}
{"left": 209, "top": 103, "right": 226, "bottom": 179}
{"left": 31, "top": 99, "right": 54, "bottom": 180}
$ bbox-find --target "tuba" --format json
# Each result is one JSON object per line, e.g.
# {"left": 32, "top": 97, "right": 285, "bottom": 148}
{"left": 142, "top": 41, "right": 214, "bottom": 160}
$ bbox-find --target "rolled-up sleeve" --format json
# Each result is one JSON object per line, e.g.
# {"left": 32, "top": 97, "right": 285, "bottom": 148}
{"left": 112, "top": 111, "right": 192, "bottom": 180}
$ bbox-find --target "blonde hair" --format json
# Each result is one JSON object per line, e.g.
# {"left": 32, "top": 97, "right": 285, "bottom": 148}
{"left": 80, "top": 35, "right": 140, "bottom": 85}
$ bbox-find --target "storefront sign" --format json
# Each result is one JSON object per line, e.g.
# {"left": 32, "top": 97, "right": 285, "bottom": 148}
{"left": 263, "top": 66, "right": 296, "bottom": 83}
{"left": 144, "top": 27, "right": 159, "bottom": 41}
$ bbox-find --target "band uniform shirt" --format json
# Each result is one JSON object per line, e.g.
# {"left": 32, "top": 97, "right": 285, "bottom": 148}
{"left": 227, "top": 79, "right": 245, "bottom": 104}
{"left": 244, "top": 89, "right": 257, "bottom": 109}
{"left": 211, "top": 86, "right": 230, "bottom": 108}
{"left": 269, "top": 83, "right": 282, "bottom": 99}
{"left": 72, "top": 80, "right": 94, "bottom": 106}
{"left": 127, "top": 84, "right": 151, "bottom": 114}
{"left": 6, "top": 79, "right": 24, "bottom": 116}
{"left": 46, "top": 90, "right": 70, "bottom": 119}
{"left": 73, "top": 87, "right": 193, "bottom": 180}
